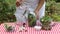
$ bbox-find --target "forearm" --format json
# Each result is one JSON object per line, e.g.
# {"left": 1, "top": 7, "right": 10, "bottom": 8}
{"left": 35, "top": 0, "right": 45, "bottom": 13}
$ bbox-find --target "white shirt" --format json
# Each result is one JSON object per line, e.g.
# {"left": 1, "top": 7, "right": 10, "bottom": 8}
{"left": 22, "top": 0, "right": 39, "bottom": 8}
{"left": 15, "top": 0, "right": 39, "bottom": 16}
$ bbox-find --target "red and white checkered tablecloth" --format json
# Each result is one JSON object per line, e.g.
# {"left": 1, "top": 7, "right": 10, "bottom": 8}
{"left": 0, "top": 22, "right": 60, "bottom": 34}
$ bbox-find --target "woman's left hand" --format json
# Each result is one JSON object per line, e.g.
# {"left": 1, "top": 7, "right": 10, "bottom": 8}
{"left": 34, "top": 10, "right": 39, "bottom": 20}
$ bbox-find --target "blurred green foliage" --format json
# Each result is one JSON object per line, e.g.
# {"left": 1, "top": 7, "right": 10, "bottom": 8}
{"left": 28, "top": 13, "right": 36, "bottom": 27}
{"left": 0, "top": 0, "right": 16, "bottom": 23}
{"left": 46, "top": 0, "right": 60, "bottom": 22}
{"left": 40, "top": 16, "right": 52, "bottom": 25}
{"left": 56, "top": 0, "right": 60, "bottom": 2}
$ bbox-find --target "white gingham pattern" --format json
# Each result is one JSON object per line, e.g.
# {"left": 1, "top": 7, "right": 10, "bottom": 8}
{"left": 0, "top": 22, "right": 60, "bottom": 34}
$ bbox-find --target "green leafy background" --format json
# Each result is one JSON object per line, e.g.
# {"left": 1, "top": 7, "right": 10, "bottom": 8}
{"left": 0, "top": 0, "right": 16, "bottom": 23}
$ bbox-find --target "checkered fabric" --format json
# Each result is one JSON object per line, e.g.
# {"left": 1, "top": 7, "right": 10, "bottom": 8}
{"left": 0, "top": 22, "right": 60, "bottom": 34}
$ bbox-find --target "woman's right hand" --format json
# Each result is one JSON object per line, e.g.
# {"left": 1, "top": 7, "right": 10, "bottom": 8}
{"left": 16, "top": 0, "right": 23, "bottom": 7}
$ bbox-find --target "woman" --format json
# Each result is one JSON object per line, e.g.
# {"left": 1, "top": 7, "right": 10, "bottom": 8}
{"left": 15, "top": 0, "right": 45, "bottom": 27}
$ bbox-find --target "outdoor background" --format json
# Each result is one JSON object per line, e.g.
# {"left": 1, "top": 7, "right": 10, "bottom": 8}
{"left": 0, "top": 0, "right": 60, "bottom": 23}
{"left": 46, "top": 0, "right": 60, "bottom": 22}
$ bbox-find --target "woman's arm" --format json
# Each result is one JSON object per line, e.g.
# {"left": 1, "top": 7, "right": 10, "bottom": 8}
{"left": 34, "top": 0, "right": 45, "bottom": 19}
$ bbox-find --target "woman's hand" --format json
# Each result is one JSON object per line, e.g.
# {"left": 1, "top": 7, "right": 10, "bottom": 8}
{"left": 34, "top": 10, "right": 39, "bottom": 20}
{"left": 16, "top": 0, "right": 23, "bottom": 7}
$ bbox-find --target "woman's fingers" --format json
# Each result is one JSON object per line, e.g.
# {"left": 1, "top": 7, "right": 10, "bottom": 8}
{"left": 36, "top": 15, "right": 39, "bottom": 20}
{"left": 35, "top": 12, "right": 39, "bottom": 20}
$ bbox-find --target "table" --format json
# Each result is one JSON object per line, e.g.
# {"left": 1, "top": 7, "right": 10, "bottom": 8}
{"left": 0, "top": 22, "right": 60, "bottom": 34}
